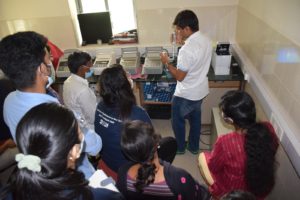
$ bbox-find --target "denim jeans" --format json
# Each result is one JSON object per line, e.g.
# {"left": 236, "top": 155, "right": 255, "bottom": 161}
{"left": 171, "top": 96, "right": 202, "bottom": 152}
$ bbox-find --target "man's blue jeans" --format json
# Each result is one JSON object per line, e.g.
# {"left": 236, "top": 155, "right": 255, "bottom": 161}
{"left": 171, "top": 96, "right": 202, "bottom": 152}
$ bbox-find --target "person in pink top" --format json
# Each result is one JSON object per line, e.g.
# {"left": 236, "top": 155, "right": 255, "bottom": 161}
{"left": 198, "top": 91, "right": 279, "bottom": 199}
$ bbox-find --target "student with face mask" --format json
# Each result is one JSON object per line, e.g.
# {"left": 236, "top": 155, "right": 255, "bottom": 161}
{"left": 0, "top": 31, "right": 59, "bottom": 141}
{"left": 0, "top": 103, "right": 124, "bottom": 200}
{"left": 0, "top": 31, "right": 102, "bottom": 180}
{"left": 63, "top": 51, "right": 97, "bottom": 130}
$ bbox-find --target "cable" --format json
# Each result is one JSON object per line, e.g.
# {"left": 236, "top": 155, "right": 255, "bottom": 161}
{"left": 199, "top": 130, "right": 212, "bottom": 150}
{"left": 200, "top": 138, "right": 211, "bottom": 146}
{"left": 199, "top": 148, "right": 211, "bottom": 151}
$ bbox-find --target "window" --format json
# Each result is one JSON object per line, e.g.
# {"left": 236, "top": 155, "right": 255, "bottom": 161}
{"left": 77, "top": 0, "right": 136, "bottom": 35}
{"left": 80, "top": 0, "right": 106, "bottom": 13}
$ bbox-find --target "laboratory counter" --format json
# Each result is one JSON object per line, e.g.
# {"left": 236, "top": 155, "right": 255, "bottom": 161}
{"left": 53, "top": 56, "right": 244, "bottom": 121}
{"left": 54, "top": 55, "right": 244, "bottom": 87}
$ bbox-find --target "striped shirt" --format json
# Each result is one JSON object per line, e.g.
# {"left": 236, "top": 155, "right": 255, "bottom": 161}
{"left": 126, "top": 175, "right": 174, "bottom": 197}
{"left": 205, "top": 132, "right": 247, "bottom": 198}
{"left": 204, "top": 122, "right": 278, "bottom": 199}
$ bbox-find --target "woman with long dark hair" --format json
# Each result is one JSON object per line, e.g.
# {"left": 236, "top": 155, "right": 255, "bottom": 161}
{"left": 198, "top": 91, "right": 278, "bottom": 199}
{"left": 95, "top": 64, "right": 176, "bottom": 180}
{"left": 117, "top": 120, "right": 210, "bottom": 200}
{"left": 98, "top": 64, "right": 137, "bottom": 120}
{"left": 0, "top": 103, "right": 123, "bottom": 200}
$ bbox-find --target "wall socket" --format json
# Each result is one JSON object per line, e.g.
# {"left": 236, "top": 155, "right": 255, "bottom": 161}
{"left": 244, "top": 73, "right": 250, "bottom": 82}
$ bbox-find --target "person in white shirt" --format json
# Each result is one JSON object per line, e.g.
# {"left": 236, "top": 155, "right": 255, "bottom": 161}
{"left": 160, "top": 10, "right": 212, "bottom": 155}
{"left": 0, "top": 32, "right": 101, "bottom": 179}
{"left": 63, "top": 51, "right": 97, "bottom": 130}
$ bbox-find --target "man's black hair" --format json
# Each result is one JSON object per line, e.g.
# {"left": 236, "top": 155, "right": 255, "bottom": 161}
{"left": 67, "top": 51, "right": 92, "bottom": 74}
{"left": 173, "top": 10, "right": 199, "bottom": 32}
{"left": 0, "top": 31, "right": 47, "bottom": 89}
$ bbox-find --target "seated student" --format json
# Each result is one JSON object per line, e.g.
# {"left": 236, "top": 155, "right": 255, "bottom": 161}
{"left": 117, "top": 120, "right": 210, "bottom": 200}
{"left": 63, "top": 51, "right": 97, "bottom": 130}
{"left": 0, "top": 31, "right": 101, "bottom": 179}
{"left": 0, "top": 103, "right": 124, "bottom": 200}
{"left": 198, "top": 91, "right": 279, "bottom": 199}
{"left": 94, "top": 64, "right": 177, "bottom": 180}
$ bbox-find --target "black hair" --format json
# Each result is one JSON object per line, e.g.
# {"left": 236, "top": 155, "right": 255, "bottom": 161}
{"left": 219, "top": 90, "right": 256, "bottom": 128}
{"left": 1, "top": 103, "right": 92, "bottom": 200}
{"left": 219, "top": 91, "right": 278, "bottom": 197}
{"left": 0, "top": 31, "right": 47, "bottom": 89}
{"left": 98, "top": 64, "right": 136, "bottom": 119}
{"left": 222, "top": 190, "right": 256, "bottom": 200}
{"left": 173, "top": 10, "right": 199, "bottom": 32}
{"left": 67, "top": 51, "right": 92, "bottom": 74}
{"left": 121, "top": 120, "right": 161, "bottom": 193}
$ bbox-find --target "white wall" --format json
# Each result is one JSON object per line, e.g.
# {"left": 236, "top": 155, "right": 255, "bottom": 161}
{"left": 239, "top": 0, "right": 300, "bottom": 46}
{"left": 0, "top": 0, "right": 70, "bottom": 19}
{"left": 0, "top": 0, "right": 77, "bottom": 49}
{"left": 0, "top": 0, "right": 239, "bottom": 49}
{"left": 134, "top": 0, "right": 238, "bottom": 46}
{"left": 236, "top": 0, "right": 300, "bottom": 199}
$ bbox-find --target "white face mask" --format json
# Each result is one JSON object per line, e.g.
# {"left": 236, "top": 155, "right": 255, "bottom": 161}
{"left": 44, "top": 62, "right": 55, "bottom": 82}
{"left": 46, "top": 76, "right": 54, "bottom": 88}
{"left": 48, "top": 62, "right": 56, "bottom": 83}
{"left": 42, "top": 62, "right": 55, "bottom": 88}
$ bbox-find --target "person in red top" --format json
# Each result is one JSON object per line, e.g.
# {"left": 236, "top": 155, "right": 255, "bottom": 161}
{"left": 46, "top": 40, "right": 63, "bottom": 70}
{"left": 198, "top": 90, "right": 279, "bottom": 199}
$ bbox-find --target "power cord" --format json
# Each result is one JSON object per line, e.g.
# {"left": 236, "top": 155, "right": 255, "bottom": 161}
{"left": 199, "top": 130, "right": 211, "bottom": 151}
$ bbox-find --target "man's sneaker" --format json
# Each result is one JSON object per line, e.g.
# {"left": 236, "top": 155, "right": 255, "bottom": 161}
{"left": 186, "top": 145, "right": 199, "bottom": 155}
{"left": 176, "top": 149, "right": 186, "bottom": 155}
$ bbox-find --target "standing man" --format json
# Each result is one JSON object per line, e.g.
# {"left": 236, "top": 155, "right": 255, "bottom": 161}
{"left": 160, "top": 10, "right": 212, "bottom": 154}
{"left": 63, "top": 51, "right": 97, "bottom": 130}
{"left": 0, "top": 31, "right": 101, "bottom": 179}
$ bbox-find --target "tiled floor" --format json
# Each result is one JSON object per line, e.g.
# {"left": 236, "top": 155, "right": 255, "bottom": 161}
{"left": 151, "top": 119, "right": 212, "bottom": 184}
